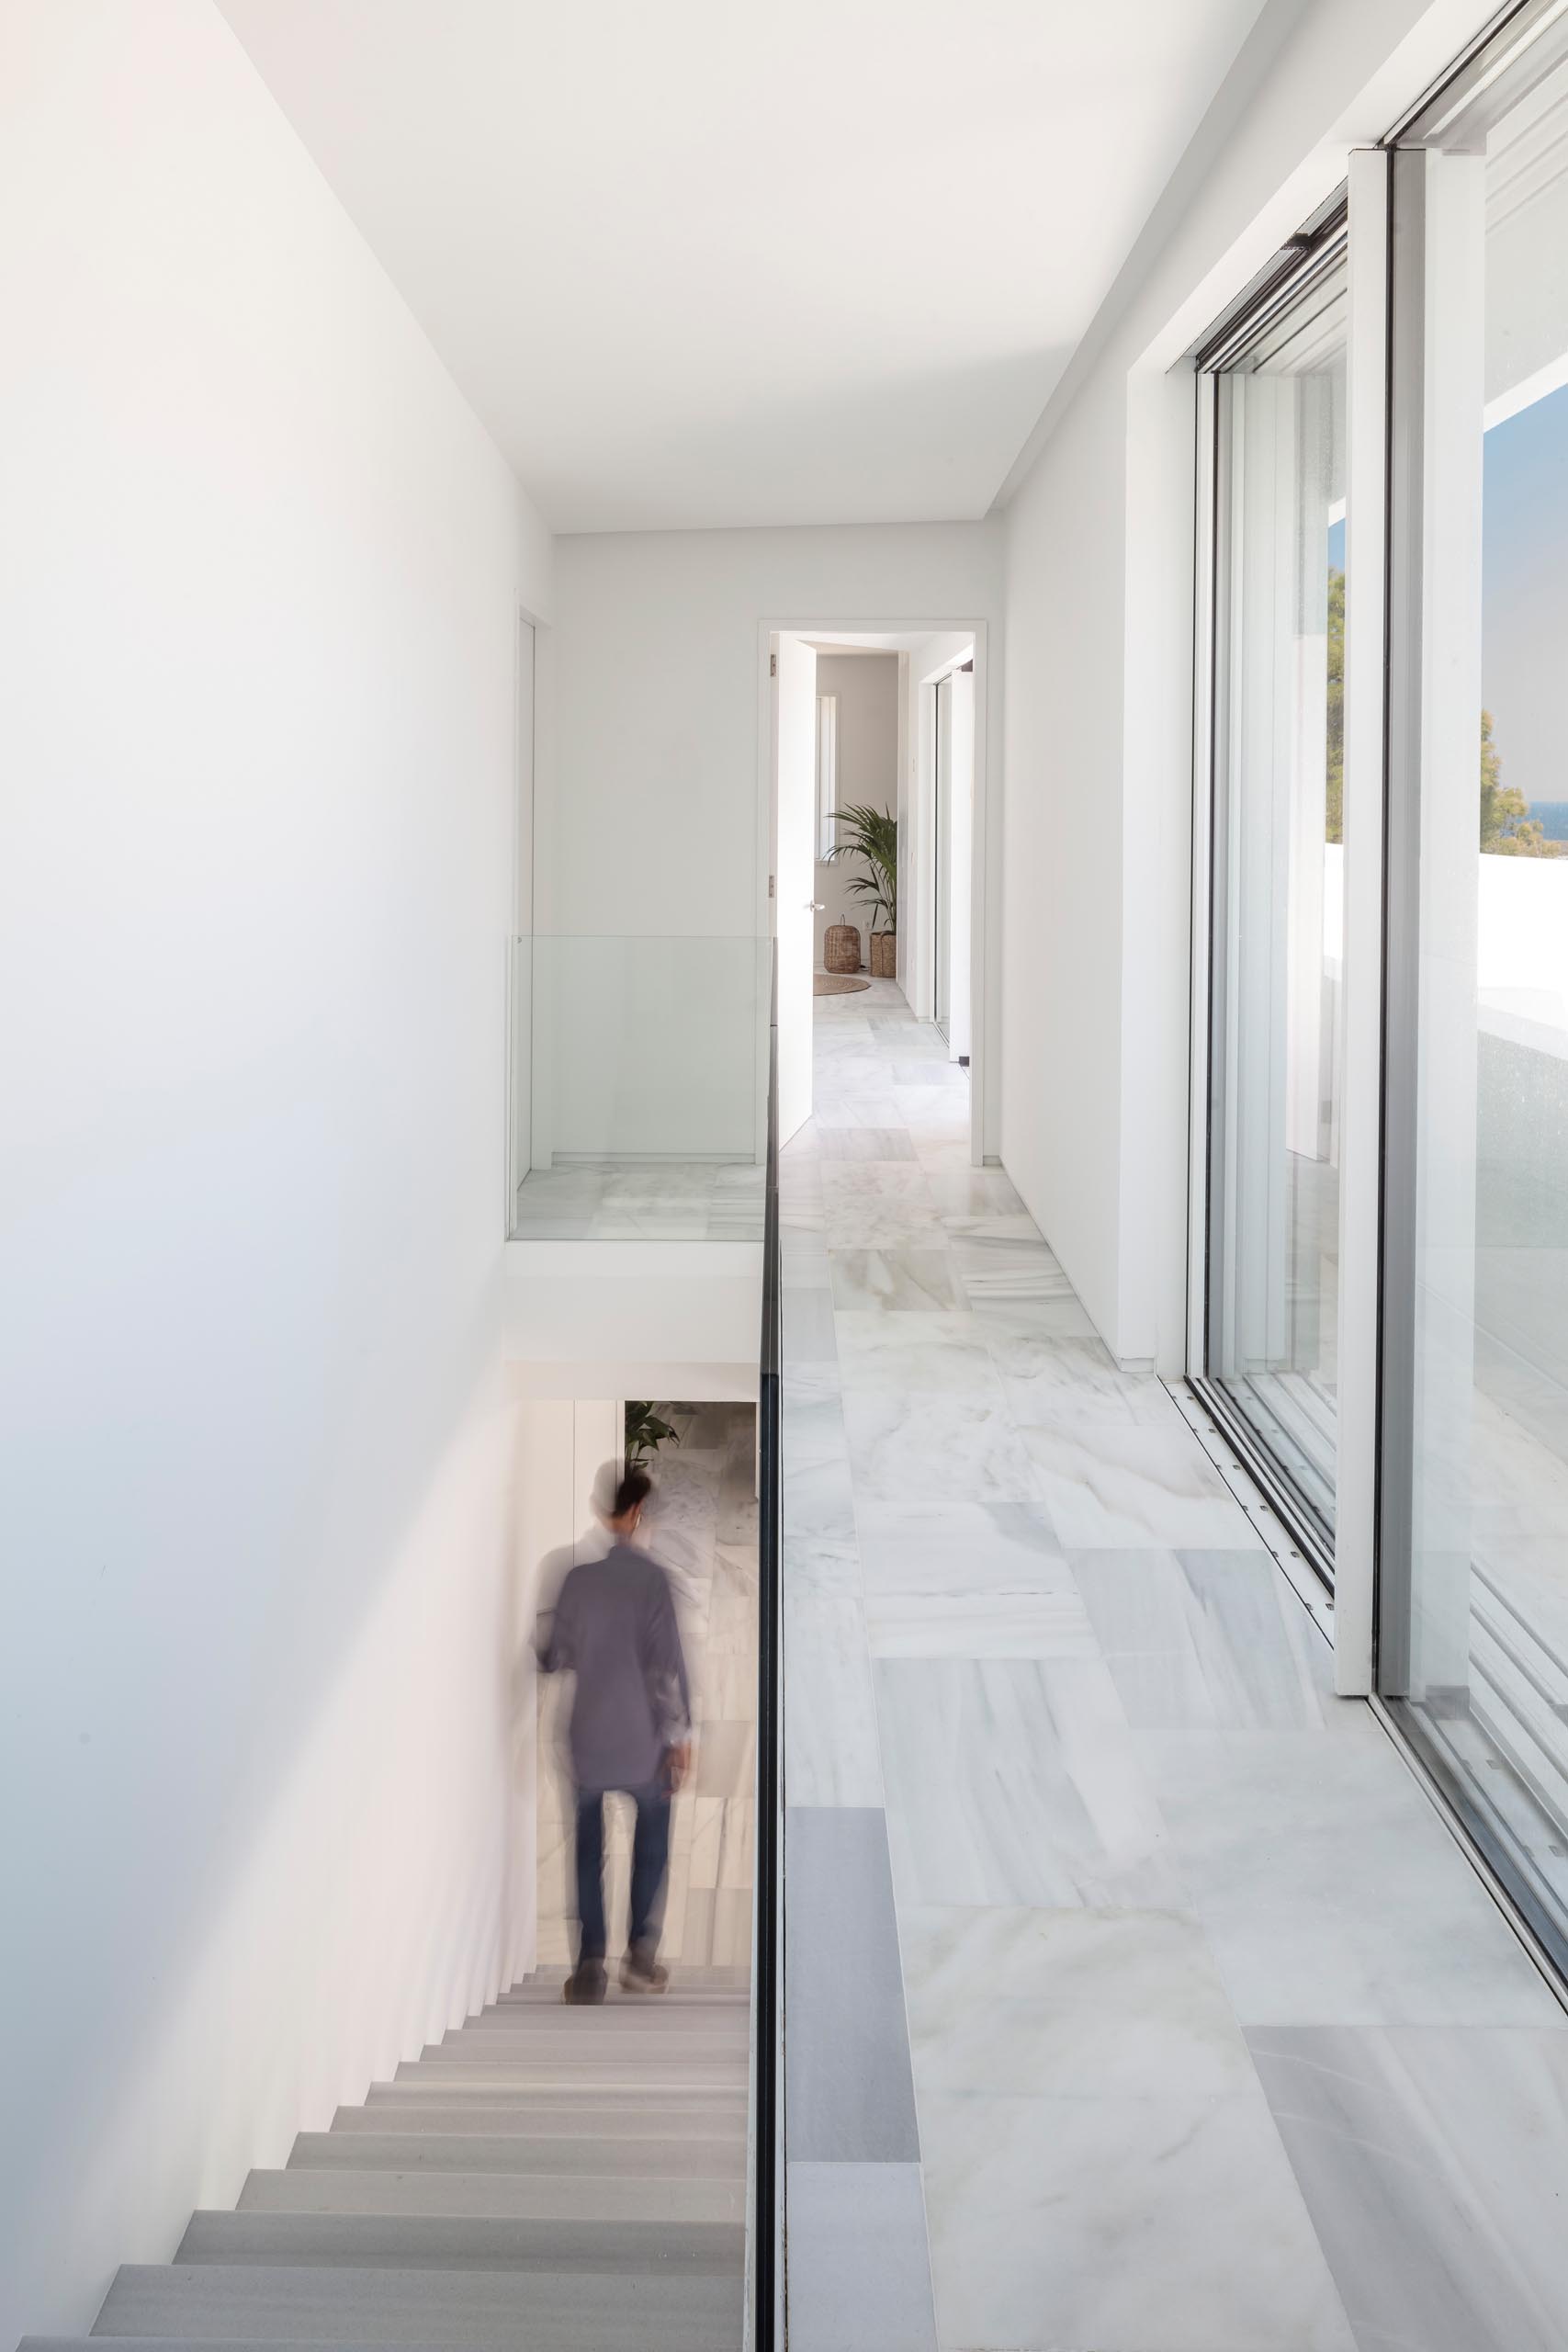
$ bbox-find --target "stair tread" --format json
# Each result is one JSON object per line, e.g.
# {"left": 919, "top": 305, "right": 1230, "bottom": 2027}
{"left": 95, "top": 2263, "right": 740, "bottom": 2350}
{"left": 176, "top": 2211, "right": 740, "bottom": 2273}
{"left": 289, "top": 2132, "right": 744, "bottom": 2178}
{"left": 239, "top": 2170, "right": 742, "bottom": 2223}
{"left": 337, "top": 2104, "right": 744, "bottom": 2138}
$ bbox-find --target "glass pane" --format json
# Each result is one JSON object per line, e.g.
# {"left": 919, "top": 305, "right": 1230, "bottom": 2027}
{"left": 1387, "top": 38, "right": 1568, "bottom": 1958}
{"left": 511, "top": 936, "right": 768, "bottom": 1238}
{"left": 934, "top": 676, "right": 953, "bottom": 1036}
{"left": 1206, "top": 259, "right": 1348, "bottom": 1542}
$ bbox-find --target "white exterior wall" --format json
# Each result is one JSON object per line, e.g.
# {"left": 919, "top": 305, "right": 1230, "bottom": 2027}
{"left": 998, "top": 0, "right": 1492, "bottom": 1369}
{"left": 0, "top": 4, "right": 554, "bottom": 2340}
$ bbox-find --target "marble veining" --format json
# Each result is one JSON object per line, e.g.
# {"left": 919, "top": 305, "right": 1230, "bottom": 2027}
{"left": 876, "top": 1655, "right": 1186, "bottom": 1910}
{"left": 920, "top": 2086, "right": 1357, "bottom": 2352}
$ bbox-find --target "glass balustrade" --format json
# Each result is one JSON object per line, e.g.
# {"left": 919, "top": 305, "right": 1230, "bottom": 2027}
{"left": 508, "top": 935, "right": 770, "bottom": 1239}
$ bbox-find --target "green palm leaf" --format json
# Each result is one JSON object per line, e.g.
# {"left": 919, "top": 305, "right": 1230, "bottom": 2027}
{"left": 824, "top": 803, "right": 897, "bottom": 933}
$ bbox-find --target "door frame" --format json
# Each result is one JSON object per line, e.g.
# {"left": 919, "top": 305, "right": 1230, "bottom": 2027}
{"left": 754, "top": 616, "right": 994, "bottom": 1171}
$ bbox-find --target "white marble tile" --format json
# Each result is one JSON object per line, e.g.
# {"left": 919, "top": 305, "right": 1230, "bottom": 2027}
{"left": 783, "top": 1530, "right": 862, "bottom": 1597}
{"left": 781, "top": 1226, "right": 831, "bottom": 1287}
{"left": 829, "top": 1248, "right": 960, "bottom": 1312}
{"left": 921, "top": 2088, "right": 1356, "bottom": 2352}
{"left": 951, "top": 1236, "right": 1075, "bottom": 1301}
{"left": 1023, "top": 1423, "right": 1259, "bottom": 1548}
{"left": 783, "top": 1453, "right": 858, "bottom": 1548}
{"left": 908, "top": 1134, "right": 979, "bottom": 1174}
{"left": 922, "top": 1170, "right": 1028, "bottom": 1217}
{"left": 1248, "top": 2024, "right": 1568, "bottom": 2352}
{"left": 1138, "top": 1724, "right": 1568, "bottom": 2025}
{"left": 970, "top": 1295, "right": 1103, "bottom": 1348}
{"left": 856, "top": 1500, "right": 1071, "bottom": 1596}
{"left": 902, "top": 1905, "right": 1260, "bottom": 2098}
{"left": 843, "top": 1392, "right": 1040, "bottom": 1502}
{"left": 864, "top": 1588, "right": 1097, "bottom": 1657}
{"left": 892, "top": 1084, "right": 971, "bottom": 1130}
{"left": 812, "top": 1096, "right": 906, "bottom": 1131}
{"left": 833, "top": 1311, "right": 1004, "bottom": 1399}
{"left": 786, "top": 2163, "right": 938, "bottom": 2352}
{"left": 784, "top": 1589, "right": 885, "bottom": 1805}
{"left": 997, "top": 1335, "right": 1183, "bottom": 1427}
{"left": 781, "top": 1382, "right": 851, "bottom": 1472}
{"left": 816, "top": 1126, "right": 918, "bottom": 1161}
{"left": 877, "top": 1655, "right": 1185, "bottom": 1909}
{"left": 1070, "top": 1547, "right": 1332, "bottom": 1729}
{"left": 821, "top": 1162, "right": 935, "bottom": 1204}
{"left": 823, "top": 1197, "right": 948, "bottom": 1249}
{"left": 782, "top": 1286, "right": 839, "bottom": 1362}
{"left": 939, "top": 1211, "right": 1049, "bottom": 1243}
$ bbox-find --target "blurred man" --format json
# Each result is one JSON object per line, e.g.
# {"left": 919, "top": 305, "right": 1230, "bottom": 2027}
{"left": 537, "top": 1464, "right": 692, "bottom": 2004}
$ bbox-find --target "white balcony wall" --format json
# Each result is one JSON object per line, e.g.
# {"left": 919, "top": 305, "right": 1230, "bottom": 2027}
{"left": 0, "top": 3, "right": 553, "bottom": 2341}
{"left": 998, "top": 0, "right": 1489, "bottom": 1370}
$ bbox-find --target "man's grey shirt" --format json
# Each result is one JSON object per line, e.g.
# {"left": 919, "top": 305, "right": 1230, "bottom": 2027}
{"left": 537, "top": 1542, "right": 692, "bottom": 1792}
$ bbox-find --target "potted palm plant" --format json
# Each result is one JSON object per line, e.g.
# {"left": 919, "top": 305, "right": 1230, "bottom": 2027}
{"left": 625, "top": 1400, "right": 682, "bottom": 1469}
{"left": 826, "top": 804, "right": 897, "bottom": 978}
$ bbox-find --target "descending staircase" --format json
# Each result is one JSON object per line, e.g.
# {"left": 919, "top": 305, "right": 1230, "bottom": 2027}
{"left": 26, "top": 1968, "right": 750, "bottom": 2352}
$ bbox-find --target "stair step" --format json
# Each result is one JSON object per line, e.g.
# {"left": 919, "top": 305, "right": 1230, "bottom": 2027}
{"left": 391, "top": 2061, "right": 743, "bottom": 2090}
{"left": 443, "top": 2022, "right": 750, "bottom": 2049}
{"left": 508, "top": 1967, "right": 749, "bottom": 1993}
{"left": 329, "top": 2107, "right": 742, "bottom": 2144}
{"left": 93, "top": 2264, "right": 740, "bottom": 2349}
{"left": 289, "top": 2132, "right": 745, "bottom": 2178}
{"left": 239, "top": 2168, "right": 743, "bottom": 2224}
{"left": 362, "top": 2088, "right": 747, "bottom": 2126}
{"left": 175, "top": 2211, "right": 742, "bottom": 2274}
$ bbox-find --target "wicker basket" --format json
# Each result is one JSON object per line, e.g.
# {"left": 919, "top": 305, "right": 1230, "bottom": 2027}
{"left": 824, "top": 922, "right": 861, "bottom": 975}
{"left": 869, "top": 930, "right": 896, "bottom": 978}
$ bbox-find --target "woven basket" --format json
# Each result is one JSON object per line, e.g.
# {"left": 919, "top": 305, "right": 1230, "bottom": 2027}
{"left": 824, "top": 922, "right": 861, "bottom": 975}
{"left": 869, "top": 931, "right": 896, "bottom": 978}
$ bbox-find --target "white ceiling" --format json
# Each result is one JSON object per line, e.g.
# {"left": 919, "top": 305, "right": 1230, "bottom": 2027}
{"left": 216, "top": 0, "right": 1266, "bottom": 534}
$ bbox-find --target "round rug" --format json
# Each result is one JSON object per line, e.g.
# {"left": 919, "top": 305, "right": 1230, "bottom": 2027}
{"left": 815, "top": 973, "right": 870, "bottom": 996}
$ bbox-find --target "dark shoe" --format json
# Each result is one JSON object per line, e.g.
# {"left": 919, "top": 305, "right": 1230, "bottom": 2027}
{"left": 619, "top": 1942, "right": 669, "bottom": 1995}
{"left": 563, "top": 1958, "right": 607, "bottom": 2005}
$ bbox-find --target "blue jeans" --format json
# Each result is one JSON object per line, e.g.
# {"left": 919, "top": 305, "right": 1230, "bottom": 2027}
{"left": 574, "top": 1780, "right": 670, "bottom": 1963}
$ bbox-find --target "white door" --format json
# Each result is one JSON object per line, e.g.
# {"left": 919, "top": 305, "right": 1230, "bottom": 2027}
{"left": 773, "top": 633, "right": 818, "bottom": 1144}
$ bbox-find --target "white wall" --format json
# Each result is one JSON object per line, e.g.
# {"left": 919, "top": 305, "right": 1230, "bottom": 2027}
{"left": 0, "top": 4, "right": 554, "bottom": 2339}
{"left": 813, "top": 653, "right": 899, "bottom": 965}
{"left": 547, "top": 522, "right": 1004, "bottom": 1151}
{"left": 998, "top": 0, "right": 1491, "bottom": 1367}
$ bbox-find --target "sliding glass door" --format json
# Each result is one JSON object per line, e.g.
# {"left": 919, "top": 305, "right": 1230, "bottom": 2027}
{"left": 1380, "top": 11, "right": 1568, "bottom": 1966}
{"left": 1201, "top": 232, "right": 1348, "bottom": 1555}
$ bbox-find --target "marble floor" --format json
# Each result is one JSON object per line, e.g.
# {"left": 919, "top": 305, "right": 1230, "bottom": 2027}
{"left": 779, "top": 976, "right": 1568, "bottom": 2352}
{"left": 536, "top": 1404, "right": 757, "bottom": 1970}
{"left": 513, "top": 1159, "right": 765, "bottom": 1240}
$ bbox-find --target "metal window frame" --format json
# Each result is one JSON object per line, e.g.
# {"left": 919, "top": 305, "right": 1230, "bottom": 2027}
{"left": 1188, "top": 200, "right": 1355, "bottom": 1593}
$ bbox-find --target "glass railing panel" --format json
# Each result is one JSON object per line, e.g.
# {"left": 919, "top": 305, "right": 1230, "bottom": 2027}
{"left": 509, "top": 934, "right": 769, "bottom": 1239}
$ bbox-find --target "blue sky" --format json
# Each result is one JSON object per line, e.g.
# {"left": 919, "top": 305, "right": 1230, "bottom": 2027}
{"left": 1483, "top": 381, "right": 1568, "bottom": 813}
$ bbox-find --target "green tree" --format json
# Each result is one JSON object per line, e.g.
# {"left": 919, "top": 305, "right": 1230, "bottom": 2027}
{"left": 1325, "top": 575, "right": 1559, "bottom": 856}
{"left": 1325, "top": 568, "right": 1344, "bottom": 844}
{"left": 1479, "top": 707, "right": 1560, "bottom": 855}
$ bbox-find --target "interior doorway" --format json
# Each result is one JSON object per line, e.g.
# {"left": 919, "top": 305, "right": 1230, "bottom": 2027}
{"left": 766, "top": 622, "right": 984, "bottom": 1161}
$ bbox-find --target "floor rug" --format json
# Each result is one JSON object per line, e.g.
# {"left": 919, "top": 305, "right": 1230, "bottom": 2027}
{"left": 815, "top": 973, "right": 870, "bottom": 995}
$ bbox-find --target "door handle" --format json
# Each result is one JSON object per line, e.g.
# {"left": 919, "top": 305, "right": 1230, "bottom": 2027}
{"left": 806, "top": 901, "right": 825, "bottom": 912}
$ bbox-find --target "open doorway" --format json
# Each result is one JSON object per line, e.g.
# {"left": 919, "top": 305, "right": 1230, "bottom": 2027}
{"left": 767, "top": 624, "right": 982, "bottom": 1159}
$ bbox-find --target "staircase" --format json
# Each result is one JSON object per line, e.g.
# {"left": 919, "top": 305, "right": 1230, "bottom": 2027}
{"left": 26, "top": 1968, "right": 750, "bottom": 2352}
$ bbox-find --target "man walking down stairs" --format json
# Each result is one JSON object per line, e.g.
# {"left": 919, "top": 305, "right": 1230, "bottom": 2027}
{"left": 22, "top": 1966, "right": 749, "bottom": 2352}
